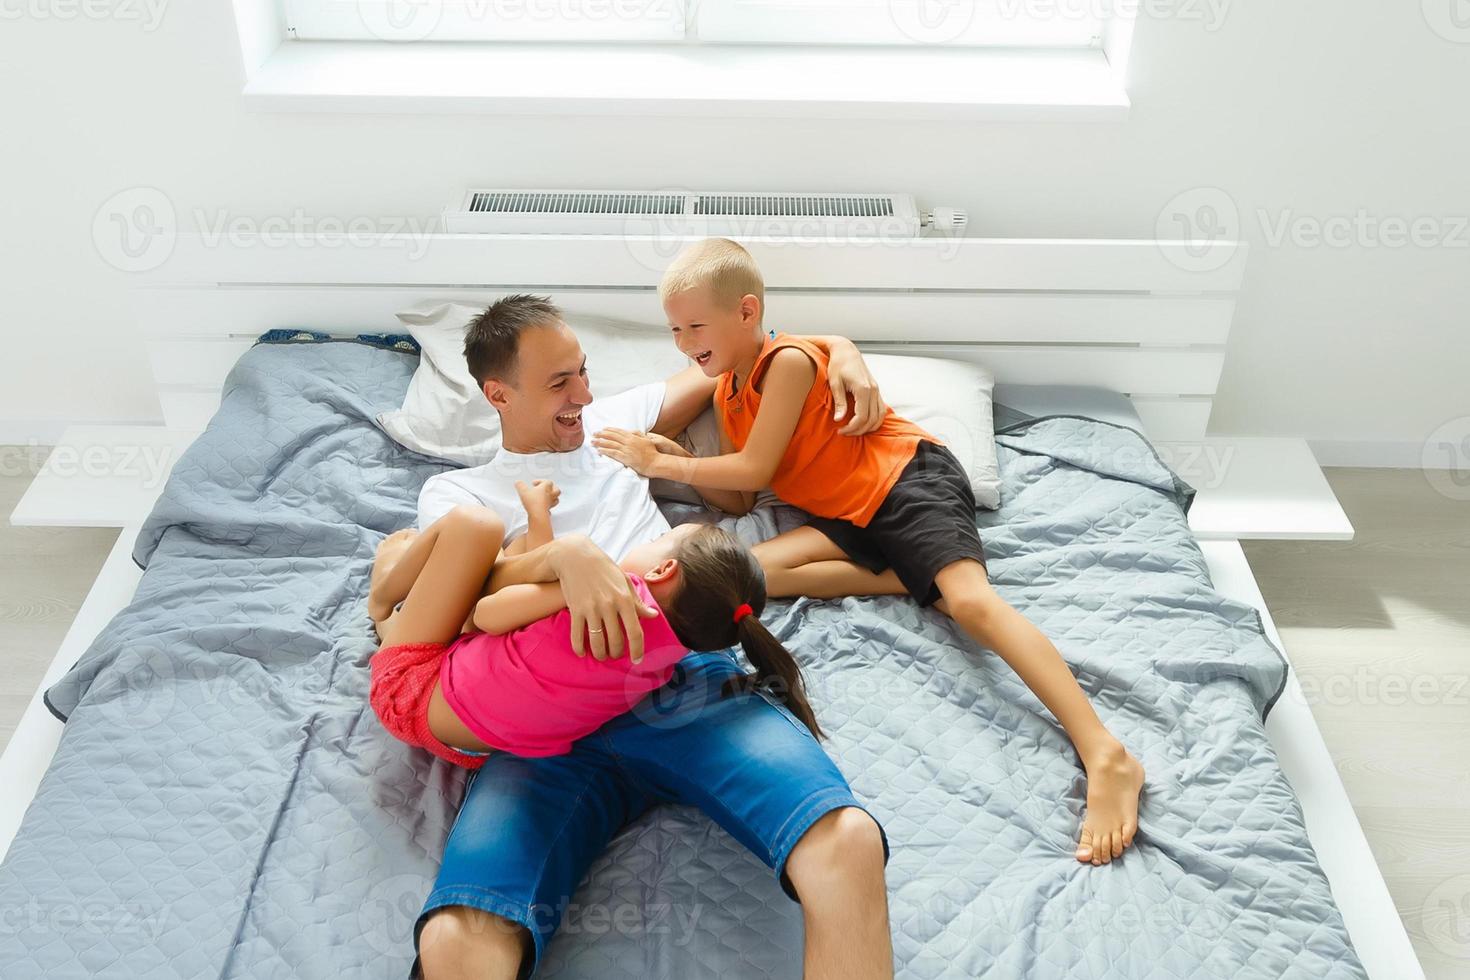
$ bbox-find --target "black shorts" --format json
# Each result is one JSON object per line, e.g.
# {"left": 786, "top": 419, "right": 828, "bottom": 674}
{"left": 805, "top": 441, "right": 988, "bottom": 607}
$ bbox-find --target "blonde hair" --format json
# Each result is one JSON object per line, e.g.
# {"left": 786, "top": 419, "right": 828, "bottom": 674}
{"left": 659, "top": 238, "right": 765, "bottom": 311}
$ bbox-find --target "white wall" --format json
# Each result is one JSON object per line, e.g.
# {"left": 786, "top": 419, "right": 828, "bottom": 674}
{"left": 2, "top": 1, "right": 1467, "bottom": 461}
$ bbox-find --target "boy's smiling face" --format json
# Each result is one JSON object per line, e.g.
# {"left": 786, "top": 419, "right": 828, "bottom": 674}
{"left": 663, "top": 285, "right": 765, "bottom": 378}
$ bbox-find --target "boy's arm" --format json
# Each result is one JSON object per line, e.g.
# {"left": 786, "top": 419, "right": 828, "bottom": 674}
{"left": 711, "top": 423, "right": 757, "bottom": 515}
{"left": 645, "top": 428, "right": 754, "bottom": 515}
{"left": 596, "top": 348, "right": 816, "bottom": 493}
{"left": 801, "top": 335, "right": 887, "bottom": 436}
{"left": 473, "top": 582, "right": 567, "bottom": 635}
{"left": 705, "top": 423, "right": 758, "bottom": 514}
{"left": 652, "top": 336, "right": 883, "bottom": 439}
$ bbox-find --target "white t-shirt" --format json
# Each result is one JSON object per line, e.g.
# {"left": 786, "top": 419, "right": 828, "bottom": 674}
{"left": 416, "top": 383, "right": 671, "bottom": 562}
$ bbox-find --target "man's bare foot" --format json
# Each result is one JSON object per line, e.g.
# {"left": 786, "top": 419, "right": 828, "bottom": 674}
{"left": 1075, "top": 742, "right": 1145, "bottom": 865}
{"left": 368, "top": 528, "right": 419, "bottom": 625}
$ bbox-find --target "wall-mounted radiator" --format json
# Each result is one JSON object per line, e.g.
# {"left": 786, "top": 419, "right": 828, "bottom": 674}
{"left": 442, "top": 190, "right": 967, "bottom": 238}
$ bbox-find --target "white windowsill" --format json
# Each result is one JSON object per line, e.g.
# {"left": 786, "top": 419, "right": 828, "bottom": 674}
{"left": 241, "top": 40, "right": 1130, "bottom": 121}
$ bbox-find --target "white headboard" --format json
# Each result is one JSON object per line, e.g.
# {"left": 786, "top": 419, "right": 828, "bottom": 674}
{"left": 135, "top": 234, "right": 1247, "bottom": 440}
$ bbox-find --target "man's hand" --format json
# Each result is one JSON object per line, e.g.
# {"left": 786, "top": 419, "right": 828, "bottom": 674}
{"left": 548, "top": 535, "right": 659, "bottom": 662}
{"left": 591, "top": 428, "right": 663, "bottom": 476}
{"left": 826, "top": 339, "right": 887, "bottom": 436}
{"left": 515, "top": 479, "right": 560, "bottom": 516}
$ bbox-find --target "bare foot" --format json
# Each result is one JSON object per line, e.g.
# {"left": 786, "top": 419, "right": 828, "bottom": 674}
{"left": 368, "top": 528, "right": 419, "bottom": 626}
{"left": 1075, "top": 743, "right": 1145, "bottom": 865}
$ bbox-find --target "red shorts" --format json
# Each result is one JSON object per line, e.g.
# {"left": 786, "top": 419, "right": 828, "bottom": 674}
{"left": 368, "top": 641, "right": 488, "bottom": 770}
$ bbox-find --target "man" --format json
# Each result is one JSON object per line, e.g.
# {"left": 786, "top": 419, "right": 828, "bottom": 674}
{"left": 410, "top": 295, "right": 894, "bottom": 980}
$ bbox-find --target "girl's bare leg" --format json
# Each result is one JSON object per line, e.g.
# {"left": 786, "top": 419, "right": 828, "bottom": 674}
{"left": 368, "top": 528, "right": 423, "bottom": 627}
{"left": 752, "top": 526, "right": 908, "bottom": 600}
{"left": 371, "top": 505, "right": 506, "bottom": 650}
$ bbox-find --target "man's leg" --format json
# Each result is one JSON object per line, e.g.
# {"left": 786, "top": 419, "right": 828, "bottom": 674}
{"left": 417, "top": 907, "right": 528, "bottom": 980}
{"left": 410, "top": 746, "right": 650, "bottom": 980}
{"left": 785, "top": 808, "right": 893, "bottom": 980}
{"left": 753, "top": 526, "right": 907, "bottom": 600}
{"left": 607, "top": 655, "right": 894, "bottom": 980}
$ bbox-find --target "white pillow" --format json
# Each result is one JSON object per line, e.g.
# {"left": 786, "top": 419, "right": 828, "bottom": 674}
{"left": 378, "top": 302, "right": 1000, "bottom": 509}
{"left": 863, "top": 353, "right": 1000, "bottom": 510}
{"left": 378, "top": 301, "right": 686, "bottom": 466}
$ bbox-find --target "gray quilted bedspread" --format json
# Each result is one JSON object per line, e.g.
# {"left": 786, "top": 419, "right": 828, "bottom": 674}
{"left": 0, "top": 339, "right": 1365, "bottom": 979}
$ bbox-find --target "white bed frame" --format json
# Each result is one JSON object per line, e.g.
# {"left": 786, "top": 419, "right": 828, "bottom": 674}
{"left": 3, "top": 233, "right": 1418, "bottom": 977}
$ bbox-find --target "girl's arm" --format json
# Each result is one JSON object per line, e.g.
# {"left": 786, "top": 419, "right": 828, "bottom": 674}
{"left": 485, "top": 535, "right": 659, "bottom": 661}
{"left": 595, "top": 347, "right": 816, "bottom": 493}
{"left": 515, "top": 479, "right": 560, "bottom": 551}
{"left": 521, "top": 513, "right": 553, "bottom": 551}
{"left": 473, "top": 582, "right": 568, "bottom": 635}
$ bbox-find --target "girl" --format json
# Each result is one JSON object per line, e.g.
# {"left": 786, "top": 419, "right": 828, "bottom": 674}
{"left": 366, "top": 487, "right": 820, "bottom": 769}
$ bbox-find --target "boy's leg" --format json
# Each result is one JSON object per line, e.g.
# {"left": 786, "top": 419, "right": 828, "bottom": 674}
{"left": 375, "top": 505, "right": 505, "bottom": 650}
{"left": 932, "top": 559, "right": 1145, "bottom": 866}
{"left": 753, "top": 526, "right": 907, "bottom": 600}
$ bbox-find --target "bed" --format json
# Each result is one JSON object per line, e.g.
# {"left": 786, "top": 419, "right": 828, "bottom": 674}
{"left": 0, "top": 233, "right": 1421, "bottom": 978}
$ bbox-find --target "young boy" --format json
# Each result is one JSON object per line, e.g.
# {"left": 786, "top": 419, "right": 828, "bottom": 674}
{"left": 593, "top": 238, "right": 1145, "bottom": 866}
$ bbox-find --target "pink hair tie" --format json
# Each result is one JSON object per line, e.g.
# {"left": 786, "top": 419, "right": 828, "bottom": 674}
{"left": 732, "top": 603, "right": 754, "bottom": 624}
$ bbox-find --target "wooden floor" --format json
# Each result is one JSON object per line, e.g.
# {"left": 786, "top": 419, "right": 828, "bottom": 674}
{"left": 1243, "top": 468, "right": 1470, "bottom": 980}
{"left": 0, "top": 458, "right": 1465, "bottom": 976}
{"left": 0, "top": 447, "right": 118, "bottom": 751}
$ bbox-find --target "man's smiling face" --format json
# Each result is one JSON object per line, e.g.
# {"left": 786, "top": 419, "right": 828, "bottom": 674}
{"left": 484, "top": 321, "right": 594, "bottom": 454}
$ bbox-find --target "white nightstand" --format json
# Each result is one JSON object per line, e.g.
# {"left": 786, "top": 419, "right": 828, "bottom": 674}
{"left": 1154, "top": 436, "right": 1354, "bottom": 542}
{"left": 10, "top": 425, "right": 201, "bottom": 529}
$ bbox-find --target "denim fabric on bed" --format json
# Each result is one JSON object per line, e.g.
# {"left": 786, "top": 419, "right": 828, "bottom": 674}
{"left": 0, "top": 339, "right": 1365, "bottom": 979}
{"left": 419, "top": 649, "right": 885, "bottom": 976}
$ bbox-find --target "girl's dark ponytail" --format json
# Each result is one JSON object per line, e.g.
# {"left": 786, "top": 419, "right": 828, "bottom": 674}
{"left": 732, "top": 614, "right": 824, "bottom": 739}
{"left": 659, "top": 525, "right": 825, "bottom": 740}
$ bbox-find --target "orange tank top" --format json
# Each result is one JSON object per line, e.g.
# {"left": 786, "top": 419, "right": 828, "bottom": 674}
{"left": 715, "top": 334, "right": 936, "bottom": 527}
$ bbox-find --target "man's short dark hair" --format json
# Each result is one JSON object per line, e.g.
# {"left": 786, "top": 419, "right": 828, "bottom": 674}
{"left": 463, "top": 294, "right": 564, "bottom": 386}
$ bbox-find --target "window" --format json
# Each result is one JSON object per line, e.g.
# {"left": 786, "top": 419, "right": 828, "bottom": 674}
{"left": 284, "top": 0, "right": 1103, "bottom": 49}
{"left": 247, "top": 0, "right": 1132, "bottom": 118}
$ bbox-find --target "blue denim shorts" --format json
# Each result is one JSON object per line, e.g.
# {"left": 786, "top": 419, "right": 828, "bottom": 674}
{"left": 412, "top": 651, "right": 887, "bottom": 975}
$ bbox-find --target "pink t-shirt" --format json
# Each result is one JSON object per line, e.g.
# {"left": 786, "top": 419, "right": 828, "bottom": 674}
{"left": 437, "top": 575, "right": 690, "bottom": 757}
